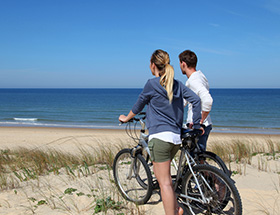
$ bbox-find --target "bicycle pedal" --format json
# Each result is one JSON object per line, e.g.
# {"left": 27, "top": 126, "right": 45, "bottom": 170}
{"left": 153, "top": 181, "right": 160, "bottom": 189}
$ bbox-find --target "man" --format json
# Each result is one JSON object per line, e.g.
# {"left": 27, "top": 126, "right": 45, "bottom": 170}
{"left": 179, "top": 50, "right": 213, "bottom": 152}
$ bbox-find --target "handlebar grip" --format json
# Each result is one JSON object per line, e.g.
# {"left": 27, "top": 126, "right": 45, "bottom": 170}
{"left": 119, "top": 112, "right": 146, "bottom": 124}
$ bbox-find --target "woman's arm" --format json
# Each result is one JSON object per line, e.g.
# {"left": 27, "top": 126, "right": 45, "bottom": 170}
{"left": 119, "top": 80, "right": 152, "bottom": 123}
{"left": 119, "top": 110, "right": 136, "bottom": 123}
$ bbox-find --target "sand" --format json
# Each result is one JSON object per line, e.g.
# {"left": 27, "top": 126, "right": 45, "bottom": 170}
{"left": 0, "top": 126, "right": 279, "bottom": 214}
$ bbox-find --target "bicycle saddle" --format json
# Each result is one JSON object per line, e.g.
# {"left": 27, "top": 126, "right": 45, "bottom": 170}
{"left": 181, "top": 128, "right": 202, "bottom": 139}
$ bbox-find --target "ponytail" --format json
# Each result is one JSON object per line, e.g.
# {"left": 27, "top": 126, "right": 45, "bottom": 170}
{"left": 151, "top": 49, "right": 174, "bottom": 103}
{"left": 160, "top": 64, "right": 174, "bottom": 103}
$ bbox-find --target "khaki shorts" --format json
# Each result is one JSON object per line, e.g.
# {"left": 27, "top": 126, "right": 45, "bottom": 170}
{"left": 148, "top": 138, "right": 180, "bottom": 163}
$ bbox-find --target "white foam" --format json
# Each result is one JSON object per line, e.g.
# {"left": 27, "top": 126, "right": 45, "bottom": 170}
{"left": 13, "top": 118, "right": 38, "bottom": 121}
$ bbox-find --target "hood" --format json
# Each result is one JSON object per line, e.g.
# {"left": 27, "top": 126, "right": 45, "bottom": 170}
{"left": 151, "top": 77, "right": 182, "bottom": 100}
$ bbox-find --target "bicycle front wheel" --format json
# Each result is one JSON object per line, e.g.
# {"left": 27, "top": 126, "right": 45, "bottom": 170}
{"left": 181, "top": 164, "right": 242, "bottom": 215}
{"left": 195, "top": 151, "right": 231, "bottom": 177}
{"left": 113, "top": 148, "right": 153, "bottom": 205}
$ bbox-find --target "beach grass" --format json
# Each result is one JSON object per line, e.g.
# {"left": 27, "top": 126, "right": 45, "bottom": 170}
{"left": 208, "top": 138, "right": 280, "bottom": 173}
{"left": 0, "top": 141, "right": 147, "bottom": 214}
{"left": 1, "top": 135, "right": 280, "bottom": 214}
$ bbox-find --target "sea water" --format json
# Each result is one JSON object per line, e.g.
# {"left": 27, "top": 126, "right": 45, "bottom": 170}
{"left": 0, "top": 88, "right": 279, "bottom": 134}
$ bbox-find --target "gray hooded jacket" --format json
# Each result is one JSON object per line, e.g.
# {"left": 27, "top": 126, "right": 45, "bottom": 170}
{"left": 132, "top": 77, "right": 201, "bottom": 135}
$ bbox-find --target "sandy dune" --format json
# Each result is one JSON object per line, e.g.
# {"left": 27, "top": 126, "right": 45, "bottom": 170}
{"left": 0, "top": 127, "right": 279, "bottom": 214}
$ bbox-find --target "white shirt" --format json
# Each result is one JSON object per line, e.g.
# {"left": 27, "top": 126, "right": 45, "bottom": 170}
{"left": 185, "top": 70, "right": 213, "bottom": 127}
{"left": 149, "top": 131, "right": 182, "bottom": 145}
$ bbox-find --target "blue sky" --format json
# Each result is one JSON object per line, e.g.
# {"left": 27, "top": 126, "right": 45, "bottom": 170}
{"left": 0, "top": 0, "right": 279, "bottom": 88}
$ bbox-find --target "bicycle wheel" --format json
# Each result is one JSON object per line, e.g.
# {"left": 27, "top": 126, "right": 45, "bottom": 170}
{"left": 195, "top": 151, "right": 231, "bottom": 177}
{"left": 181, "top": 164, "right": 242, "bottom": 215}
{"left": 113, "top": 148, "right": 153, "bottom": 204}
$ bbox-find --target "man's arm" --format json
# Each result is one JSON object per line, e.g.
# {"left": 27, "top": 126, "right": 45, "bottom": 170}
{"left": 201, "top": 111, "right": 210, "bottom": 124}
{"left": 194, "top": 81, "right": 213, "bottom": 124}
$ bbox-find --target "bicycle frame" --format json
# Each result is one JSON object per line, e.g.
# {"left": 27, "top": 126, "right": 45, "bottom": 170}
{"left": 126, "top": 117, "right": 212, "bottom": 206}
{"left": 174, "top": 146, "right": 212, "bottom": 205}
{"left": 126, "top": 118, "right": 149, "bottom": 180}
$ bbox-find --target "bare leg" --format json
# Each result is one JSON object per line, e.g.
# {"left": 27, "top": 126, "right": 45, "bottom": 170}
{"left": 153, "top": 160, "right": 182, "bottom": 215}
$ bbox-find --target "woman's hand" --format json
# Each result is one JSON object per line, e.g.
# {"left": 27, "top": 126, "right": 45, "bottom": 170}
{"left": 119, "top": 110, "right": 136, "bottom": 123}
{"left": 119, "top": 114, "right": 128, "bottom": 123}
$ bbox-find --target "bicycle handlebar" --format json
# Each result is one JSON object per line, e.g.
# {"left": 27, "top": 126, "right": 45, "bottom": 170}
{"left": 119, "top": 112, "right": 146, "bottom": 124}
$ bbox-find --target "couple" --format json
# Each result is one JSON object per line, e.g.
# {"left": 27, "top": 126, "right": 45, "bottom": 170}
{"left": 119, "top": 49, "right": 213, "bottom": 215}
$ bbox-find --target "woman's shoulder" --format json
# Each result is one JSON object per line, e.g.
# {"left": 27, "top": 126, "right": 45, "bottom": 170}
{"left": 142, "top": 77, "right": 161, "bottom": 91}
{"left": 149, "top": 77, "right": 161, "bottom": 82}
{"left": 145, "top": 77, "right": 160, "bottom": 85}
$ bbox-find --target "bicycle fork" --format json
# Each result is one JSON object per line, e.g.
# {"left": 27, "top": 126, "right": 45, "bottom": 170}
{"left": 126, "top": 145, "right": 142, "bottom": 180}
{"left": 175, "top": 148, "right": 211, "bottom": 205}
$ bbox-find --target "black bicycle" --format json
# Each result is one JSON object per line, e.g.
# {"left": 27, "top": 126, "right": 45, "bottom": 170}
{"left": 181, "top": 127, "right": 231, "bottom": 177}
{"left": 113, "top": 113, "right": 242, "bottom": 214}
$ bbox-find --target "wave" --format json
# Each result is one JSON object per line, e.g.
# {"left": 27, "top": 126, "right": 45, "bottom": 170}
{"left": 13, "top": 118, "right": 38, "bottom": 121}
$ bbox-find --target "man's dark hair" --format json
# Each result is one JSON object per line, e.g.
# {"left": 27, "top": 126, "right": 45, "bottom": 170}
{"left": 179, "top": 50, "right": 197, "bottom": 68}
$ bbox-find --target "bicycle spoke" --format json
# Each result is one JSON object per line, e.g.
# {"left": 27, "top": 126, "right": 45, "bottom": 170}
{"left": 181, "top": 165, "right": 242, "bottom": 215}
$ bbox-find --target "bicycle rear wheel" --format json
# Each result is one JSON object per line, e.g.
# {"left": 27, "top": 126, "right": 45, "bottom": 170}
{"left": 181, "top": 164, "right": 242, "bottom": 215}
{"left": 113, "top": 148, "right": 153, "bottom": 204}
{"left": 195, "top": 151, "right": 231, "bottom": 177}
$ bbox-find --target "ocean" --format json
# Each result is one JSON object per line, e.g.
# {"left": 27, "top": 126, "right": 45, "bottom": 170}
{"left": 0, "top": 88, "right": 279, "bottom": 134}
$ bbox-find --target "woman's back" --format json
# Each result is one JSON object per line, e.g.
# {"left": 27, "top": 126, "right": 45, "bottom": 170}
{"left": 132, "top": 77, "right": 201, "bottom": 135}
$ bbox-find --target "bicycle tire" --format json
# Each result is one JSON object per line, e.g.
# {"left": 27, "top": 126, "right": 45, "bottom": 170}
{"left": 113, "top": 148, "right": 153, "bottom": 204}
{"left": 137, "top": 148, "right": 160, "bottom": 189}
{"left": 195, "top": 151, "right": 231, "bottom": 177}
{"left": 181, "top": 164, "right": 242, "bottom": 215}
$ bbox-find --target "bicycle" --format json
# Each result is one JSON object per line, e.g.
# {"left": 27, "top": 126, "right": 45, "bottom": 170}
{"left": 113, "top": 113, "right": 242, "bottom": 214}
{"left": 114, "top": 112, "right": 230, "bottom": 183}
{"left": 181, "top": 126, "right": 231, "bottom": 177}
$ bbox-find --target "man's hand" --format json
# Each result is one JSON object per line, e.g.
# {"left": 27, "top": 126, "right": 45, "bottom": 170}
{"left": 188, "top": 122, "right": 205, "bottom": 135}
{"left": 199, "top": 126, "right": 205, "bottom": 135}
{"left": 187, "top": 122, "right": 194, "bottom": 129}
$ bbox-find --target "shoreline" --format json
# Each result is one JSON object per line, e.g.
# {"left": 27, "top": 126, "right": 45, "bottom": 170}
{"left": 0, "top": 126, "right": 279, "bottom": 151}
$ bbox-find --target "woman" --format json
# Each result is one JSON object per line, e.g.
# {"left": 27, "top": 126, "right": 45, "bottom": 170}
{"left": 119, "top": 49, "right": 203, "bottom": 215}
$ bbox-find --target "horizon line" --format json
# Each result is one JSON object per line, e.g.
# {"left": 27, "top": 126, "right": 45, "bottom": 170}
{"left": 0, "top": 87, "right": 279, "bottom": 90}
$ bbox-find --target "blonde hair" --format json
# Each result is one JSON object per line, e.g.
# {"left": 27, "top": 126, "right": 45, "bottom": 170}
{"left": 150, "top": 49, "right": 174, "bottom": 103}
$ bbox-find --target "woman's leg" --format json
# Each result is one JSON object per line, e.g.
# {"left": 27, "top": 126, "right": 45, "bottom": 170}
{"left": 153, "top": 160, "right": 182, "bottom": 215}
